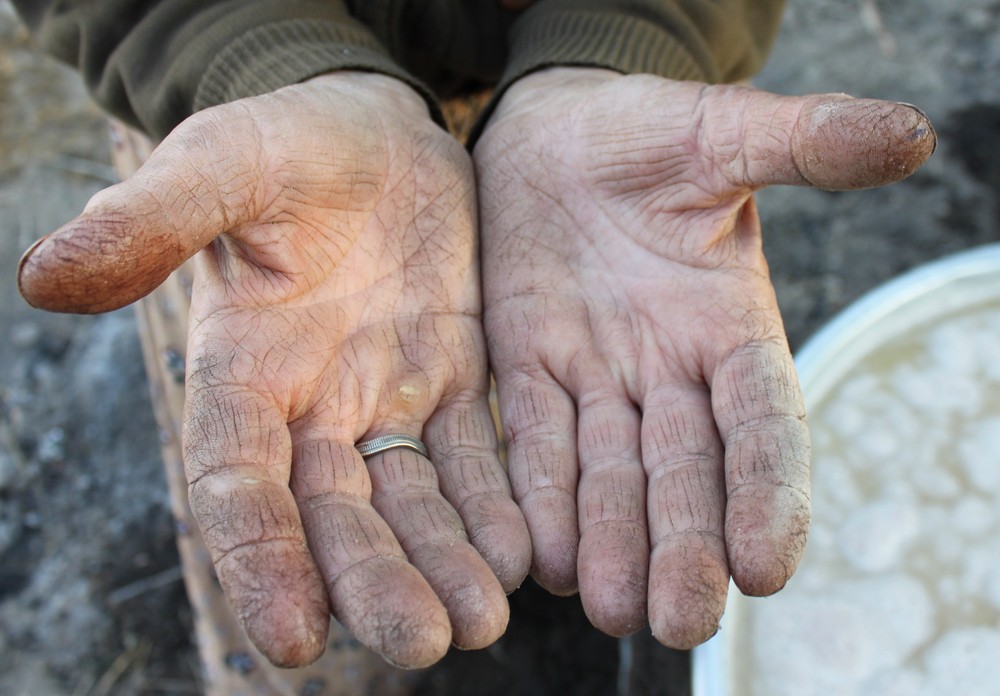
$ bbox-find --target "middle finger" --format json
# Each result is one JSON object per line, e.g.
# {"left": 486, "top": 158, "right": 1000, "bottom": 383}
{"left": 575, "top": 390, "right": 648, "bottom": 636}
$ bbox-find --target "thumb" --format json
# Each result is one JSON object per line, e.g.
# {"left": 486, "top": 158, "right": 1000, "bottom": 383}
{"left": 18, "top": 116, "right": 260, "bottom": 314}
{"left": 712, "top": 87, "right": 936, "bottom": 191}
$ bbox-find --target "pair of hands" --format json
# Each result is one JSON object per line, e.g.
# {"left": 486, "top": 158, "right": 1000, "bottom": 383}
{"left": 18, "top": 68, "right": 934, "bottom": 668}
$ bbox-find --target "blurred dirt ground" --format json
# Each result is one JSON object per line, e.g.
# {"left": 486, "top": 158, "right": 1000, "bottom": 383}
{"left": 1, "top": 1, "right": 998, "bottom": 694}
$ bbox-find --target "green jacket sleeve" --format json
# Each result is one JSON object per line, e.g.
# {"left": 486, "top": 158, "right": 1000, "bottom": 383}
{"left": 12, "top": 0, "right": 439, "bottom": 139}
{"left": 467, "top": 0, "right": 787, "bottom": 142}
{"left": 499, "top": 0, "right": 787, "bottom": 87}
{"left": 14, "top": 1, "right": 785, "bottom": 140}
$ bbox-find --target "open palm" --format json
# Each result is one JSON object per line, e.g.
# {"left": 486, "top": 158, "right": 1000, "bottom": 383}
{"left": 474, "top": 68, "right": 935, "bottom": 648}
{"left": 19, "top": 72, "right": 530, "bottom": 668}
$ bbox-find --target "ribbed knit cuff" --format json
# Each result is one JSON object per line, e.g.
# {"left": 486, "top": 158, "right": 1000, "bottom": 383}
{"left": 194, "top": 18, "right": 444, "bottom": 127}
{"left": 505, "top": 11, "right": 711, "bottom": 85}
{"left": 468, "top": 9, "right": 711, "bottom": 147}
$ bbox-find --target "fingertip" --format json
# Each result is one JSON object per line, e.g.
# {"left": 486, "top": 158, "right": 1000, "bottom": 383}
{"left": 447, "top": 581, "right": 510, "bottom": 650}
{"left": 481, "top": 543, "right": 532, "bottom": 596}
{"left": 726, "top": 490, "right": 810, "bottom": 596}
{"left": 578, "top": 529, "right": 648, "bottom": 637}
{"left": 651, "top": 615, "right": 721, "bottom": 652}
{"left": 379, "top": 615, "right": 452, "bottom": 670}
{"left": 332, "top": 557, "right": 452, "bottom": 669}
{"left": 491, "top": 547, "right": 532, "bottom": 596}
{"left": 384, "top": 614, "right": 452, "bottom": 670}
{"left": 519, "top": 487, "right": 579, "bottom": 595}
{"left": 897, "top": 102, "right": 938, "bottom": 158}
{"left": 530, "top": 542, "right": 579, "bottom": 597}
{"left": 889, "top": 102, "right": 938, "bottom": 168}
{"left": 217, "top": 554, "right": 332, "bottom": 668}
{"left": 730, "top": 551, "right": 792, "bottom": 596}
{"left": 466, "top": 501, "right": 532, "bottom": 593}
{"left": 793, "top": 96, "right": 937, "bottom": 190}
{"left": 648, "top": 539, "right": 729, "bottom": 650}
{"left": 403, "top": 541, "right": 510, "bottom": 651}
{"left": 582, "top": 594, "right": 646, "bottom": 638}
{"left": 247, "top": 603, "right": 330, "bottom": 668}
{"left": 380, "top": 605, "right": 452, "bottom": 670}
{"left": 16, "top": 213, "right": 176, "bottom": 313}
{"left": 731, "top": 566, "right": 787, "bottom": 597}
{"left": 728, "top": 538, "right": 803, "bottom": 597}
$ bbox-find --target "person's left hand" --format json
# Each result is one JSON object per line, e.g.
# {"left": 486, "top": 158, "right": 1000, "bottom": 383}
{"left": 473, "top": 67, "right": 936, "bottom": 648}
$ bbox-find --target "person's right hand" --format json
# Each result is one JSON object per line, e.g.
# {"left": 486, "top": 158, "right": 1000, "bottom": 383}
{"left": 18, "top": 72, "right": 531, "bottom": 669}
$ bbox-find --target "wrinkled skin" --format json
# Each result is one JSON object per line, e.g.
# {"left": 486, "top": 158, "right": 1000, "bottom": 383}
{"left": 18, "top": 63, "right": 936, "bottom": 664}
{"left": 18, "top": 72, "right": 532, "bottom": 669}
{"left": 474, "top": 68, "right": 936, "bottom": 648}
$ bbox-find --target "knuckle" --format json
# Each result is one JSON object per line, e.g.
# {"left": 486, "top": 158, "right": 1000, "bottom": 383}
{"left": 725, "top": 423, "right": 811, "bottom": 491}
{"left": 644, "top": 406, "right": 718, "bottom": 462}
{"left": 188, "top": 473, "right": 301, "bottom": 555}
{"left": 580, "top": 467, "right": 645, "bottom": 524}
{"left": 713, "top": 339, "right": 805, "bottom": 428}
{"left": 648, "top": 457, "right": 723, "bottom": 533}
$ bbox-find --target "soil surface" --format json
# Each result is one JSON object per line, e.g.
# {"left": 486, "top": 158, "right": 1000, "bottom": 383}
{"left": 1, "top": 1, "right": 998, "bottom": 694}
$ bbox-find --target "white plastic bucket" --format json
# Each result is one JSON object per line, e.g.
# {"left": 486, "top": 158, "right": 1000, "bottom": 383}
{"left": 692, "top": 243, "right": 1000, "bottom": 696}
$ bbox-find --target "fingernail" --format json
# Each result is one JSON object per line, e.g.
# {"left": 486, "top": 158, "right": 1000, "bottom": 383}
{"left": 897, "top": 102, "right": 938, "bottom": 156}
{"left": 17, "top": 235, "right": 49, "bottom": 306}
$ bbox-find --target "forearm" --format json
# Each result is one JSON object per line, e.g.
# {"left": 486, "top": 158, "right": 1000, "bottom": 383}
{"left": 13, "top": 0, "right": 437, "bottom": 139}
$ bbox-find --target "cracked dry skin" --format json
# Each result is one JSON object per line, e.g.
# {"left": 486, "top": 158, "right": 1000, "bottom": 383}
{"left": 4, "top": 0, "right": 1000, "bottom": 694}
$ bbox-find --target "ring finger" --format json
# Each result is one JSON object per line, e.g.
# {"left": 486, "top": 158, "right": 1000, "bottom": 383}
{"left": 289, "top": 437, "right": 452, "bottom": 668}
{"left": 362, "top": 430, "right": 510, "bottom": 650}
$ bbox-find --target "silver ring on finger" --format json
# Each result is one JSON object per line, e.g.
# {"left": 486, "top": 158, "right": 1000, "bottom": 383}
{"left": 356, "top": 434, "right": 428, "bottom": 460}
